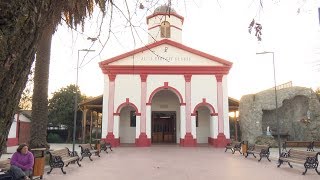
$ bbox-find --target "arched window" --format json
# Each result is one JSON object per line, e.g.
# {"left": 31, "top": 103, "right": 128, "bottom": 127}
{"left": 160, "top": 21, "right": 170, "bottom": 38}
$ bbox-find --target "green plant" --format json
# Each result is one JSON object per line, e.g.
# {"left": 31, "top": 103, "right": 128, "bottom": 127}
{"left": 47, "top": 133, "right": 64, "bottom": 143}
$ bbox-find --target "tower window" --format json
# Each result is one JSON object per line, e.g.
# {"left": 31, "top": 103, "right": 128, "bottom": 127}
{"left": 160, "top": 21, "right": 171, "bottom": 38}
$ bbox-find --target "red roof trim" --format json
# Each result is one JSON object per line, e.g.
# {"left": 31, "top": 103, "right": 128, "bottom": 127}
{"left": 99, "top": 39, "right": 232, "bottom": 67}
{"left": 100, "top": 65, "right": 231, "bottom": 75}
{"left": 146, "top": 12, "right": 184, "bottom": 24}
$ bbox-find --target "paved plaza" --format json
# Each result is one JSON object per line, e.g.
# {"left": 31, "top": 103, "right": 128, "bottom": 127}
{"left": 1, "top": 144, "right": 320, "bottom": 180}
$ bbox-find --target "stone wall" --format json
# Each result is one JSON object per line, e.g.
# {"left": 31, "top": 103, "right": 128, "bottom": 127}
{"left": 239, "top": 86, "right": 320, "bottom": 144}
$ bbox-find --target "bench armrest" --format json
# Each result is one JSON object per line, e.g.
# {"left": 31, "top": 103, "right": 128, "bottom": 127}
{"left": 280, "top": 152, "right": 289, "bottom": 158}
{"left": 306, "top": 156, "right": 318, "bottom": 164}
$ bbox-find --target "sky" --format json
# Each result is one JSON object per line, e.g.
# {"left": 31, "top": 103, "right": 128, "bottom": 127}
{"left": 49, "top": 0, "right": 320, "bottom": 100}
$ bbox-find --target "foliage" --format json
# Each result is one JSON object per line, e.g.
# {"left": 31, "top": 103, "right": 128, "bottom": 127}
{"left": 19, "top": 64, "right": 34, "bottom": 110}
{"left": 47, "top": 133, "right": 64, "bottom": 143}
{"left": 48, "top": 84, "right": 85, "bottom": 129}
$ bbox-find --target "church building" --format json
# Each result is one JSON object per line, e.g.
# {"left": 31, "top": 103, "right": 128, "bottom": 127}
{"left": 99, "top": 5, "right": 233, "bottom": 147}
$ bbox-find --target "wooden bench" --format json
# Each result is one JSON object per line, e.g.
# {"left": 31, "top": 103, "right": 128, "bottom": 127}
{"left": 0, "top": 159, "right": 10, "bottom": 173}
{"left": 47, "top": 148, "right": 81, "bottom": 174}
{"left": 225, "top": 141, "right": 242, "bottom": 154}
{"left": 79, "top": 144, "right": 100, "bottom": 161}
{"left": 282, "top": 141, "right": 315, "bottom": 151}
{"left": 245, "top": 144, "right": 271, "bottom": 162}
{"left": 278, "top": 149, "right": 320, "bottom": 175}
{"left": 100, "top": 140, "right": 113, "bottom": 153}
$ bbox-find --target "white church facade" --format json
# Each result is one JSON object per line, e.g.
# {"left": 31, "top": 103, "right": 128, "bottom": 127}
{"left": 99, "top": 5, "right": 232, "bottom": 147}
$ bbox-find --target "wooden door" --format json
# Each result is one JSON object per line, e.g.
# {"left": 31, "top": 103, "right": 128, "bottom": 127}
{"left": 152, "top": 112, "right": 176, "bottom": 143}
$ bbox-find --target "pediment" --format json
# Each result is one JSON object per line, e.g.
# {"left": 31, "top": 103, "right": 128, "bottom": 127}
{"left": 99, "top": 39, "right": 232, "bottom": 67}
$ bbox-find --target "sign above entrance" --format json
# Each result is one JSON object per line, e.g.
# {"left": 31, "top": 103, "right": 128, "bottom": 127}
{"left": 140, "top": 56, "right": 191, "bottom": 63}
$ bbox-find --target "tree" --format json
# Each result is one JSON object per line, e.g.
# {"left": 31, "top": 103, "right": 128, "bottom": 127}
{"left": 0, "top": 0, "right": 108, "bottom": 155}
{"left": 48, "top": 85, "right": 85, "bottom": 143}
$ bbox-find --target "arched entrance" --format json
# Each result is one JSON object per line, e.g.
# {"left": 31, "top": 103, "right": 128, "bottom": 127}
{"left": 151, "top": 90, "right": 180, "bottom": 144}
{"left": 195, "top": 106, "right": 211, "bottom": 144}
{"left": 118, "top": 106, "right": 138, "bottom": 144}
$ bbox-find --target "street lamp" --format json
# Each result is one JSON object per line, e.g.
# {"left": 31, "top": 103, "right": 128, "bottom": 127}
{"left": 256, "top": 51, "right": 281, "bottom": 158}
{"left": 72, "top": 49, "right": 95, "bottom": 154}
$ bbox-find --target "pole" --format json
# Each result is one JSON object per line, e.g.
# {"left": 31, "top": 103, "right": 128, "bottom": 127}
{"left": 234, "top": 111, "right": 238, "bottom": 142}
{"left": 72, "top": 49, "right": 95, "bottom": 154}
{"left": 256, "top": 51, "right": 281, "bottom": 157}
{"left": 271, "top": 52, "right": 281, "bottom": 158}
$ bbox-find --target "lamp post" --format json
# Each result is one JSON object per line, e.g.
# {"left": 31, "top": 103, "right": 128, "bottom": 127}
{"left": 72, "top": 49, "right": 95, "bottom": 154}
{"left": 256, "top": 51, "right": 281, "bottom": 157}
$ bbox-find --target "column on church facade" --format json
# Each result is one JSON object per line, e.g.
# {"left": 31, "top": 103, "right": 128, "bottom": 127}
{"left": 106, "top": 74, "right": 118, "bottom": 147}
{"left": 209, "top": 115, "right": 218, "bottom": 145}
{"left": 137, "top": 74, "right": 150, "bottom": 146}
{"left": 145, "top": 104, "right": 152, "bottom": 141}
{"left": 214, "top": 74, "right": 228, "bottom": 147}
{"left": 182, "top": 75, "right": 196, "bottom": 146}
{"left": 179, "top": 105, "right": 186, "bottom": 144}
{"left": 113, "top": 115, "right": 120, "bottom": 140}
{"left": 191, "top": 115, "right": 196, "bottom": 139}
{"left": 135, "top": 116, "right": 141, "bottom": 143}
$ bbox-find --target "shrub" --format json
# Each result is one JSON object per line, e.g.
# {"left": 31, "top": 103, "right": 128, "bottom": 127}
{"left": 47, "top": 133, "right": 64, "bottom": 143}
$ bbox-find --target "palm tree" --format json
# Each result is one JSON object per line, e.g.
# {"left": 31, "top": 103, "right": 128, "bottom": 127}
{"left": 29, "top": 1, "right": 108, "bottom": 149}
{"left": 0, "top": 0, "right": 108, "bottom": 153}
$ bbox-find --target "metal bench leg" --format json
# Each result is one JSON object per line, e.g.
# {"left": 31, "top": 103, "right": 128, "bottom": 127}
{"left": 315, "top": 168, "right": 320, "bottom": 175}
{"left": 47, "top": 167, "right": 54, "bottom": 174}
{"left": 258, "top": 156, "right": 262, "bottom": 162}
{"left": 109, "top": 147, "right": 113, "bottom": 151}
{"left": 288, "top": 162, "right": 293, "bottom": 168}
{"left": 253, "top": 154, "right": 256, "bottom": 158}
{"left": 65, "top": 162, "right": 70, "bottom": 167}
{"left": 80, "top": 156, "right": 84, "bottom": 161}
{"left": 224, "top": 148, "right": 227, "bottom": 152}
{"left": 60, "top": 167, "right": 67, "bottom": 174}
{"left": 302, "top": 168, "right": 308, "bottom": 175}
{"left": 277, "top": 159, "right": 283, "bottom": 167}
{"left": 76, "top": 159, "right": 81, "bottom": 167}
{"left": 89, "top": 155, "right": 93, "bottom": 161}
{"left": 266, "top": 156, "right": 271, "bottom": 162}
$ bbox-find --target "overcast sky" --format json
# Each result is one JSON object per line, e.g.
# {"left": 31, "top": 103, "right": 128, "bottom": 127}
{"left": 49, "top": 0, "right": 320, "bottom": 100}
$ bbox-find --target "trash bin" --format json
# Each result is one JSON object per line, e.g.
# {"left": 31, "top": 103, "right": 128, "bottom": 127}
{"left": 31, "top": 148, "right": 46, "bottom": 179}
{"left": 92, "top": 139, "right": 101, "bottom": 153}
{"left": 241, "top": 141, "right": 248, "bottom": 156}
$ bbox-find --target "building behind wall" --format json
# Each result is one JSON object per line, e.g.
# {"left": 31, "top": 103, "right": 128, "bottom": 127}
{"left": 99, "top": 5, "right": 233, "bottom": 147}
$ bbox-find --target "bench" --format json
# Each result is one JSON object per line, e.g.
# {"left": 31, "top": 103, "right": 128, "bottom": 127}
{"left": 0, "top": 159, "right": 34, "bottom": 179}
{"left": 100, "top": 140, "right": 113, "bottom": 153}
{"left": 0, "top": 159, "right": 10, "bottom": 173}
{"left": 225, "top": 141, "right": 242, "bottom": 154}
{"left": 245, "top": 144, "right": 271, "bottom": 162}
{"left": 79, "top": 144, "right": 100, "bottom": 161}
{"left": 282, "top": 141, "right": 316, "bottom": 151}
{"left": 46, "top": 148, "right": 81, "bottom": 174}
{"left": 278, "top": 149, "right": 320, "bottom": 175}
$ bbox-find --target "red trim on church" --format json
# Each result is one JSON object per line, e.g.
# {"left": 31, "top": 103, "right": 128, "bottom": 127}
{"left": 115, "top": 98, "right": 141, "bottom": 115}
{"left": 148, "top": 24, "right": 182, "bottom": 31}
{"left": 101, "top": 66, "right": 230, "bottom": 76}
{"left": 146, "top": 13, "right": 185, "bottom": 24}
{"left": 191, "top": 98, "right": 217, "bottom": 116}
{"left": 147, "top": 82, "right": 184, "bottom": 104}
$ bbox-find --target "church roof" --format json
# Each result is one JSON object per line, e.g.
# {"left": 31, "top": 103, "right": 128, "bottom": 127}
{"left": 154, "top": 5, "right": 176, "bottom": 14}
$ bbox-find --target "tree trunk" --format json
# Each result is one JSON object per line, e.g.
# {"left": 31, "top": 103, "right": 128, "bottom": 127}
{"left": 0, "top": 1, "right": 49, "bottom": 157}
{"left": 30, "top": 25, "right": 53, "bottom": 149}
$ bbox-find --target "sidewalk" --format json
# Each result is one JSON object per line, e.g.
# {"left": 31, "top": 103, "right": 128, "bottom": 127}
{"left": 1, "top": 144, "right": 319, "bottom": 180}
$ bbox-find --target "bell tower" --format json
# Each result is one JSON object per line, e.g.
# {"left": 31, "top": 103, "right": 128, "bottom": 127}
{"left": 146, "top": 5, "right": 184, "bottom": 43}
